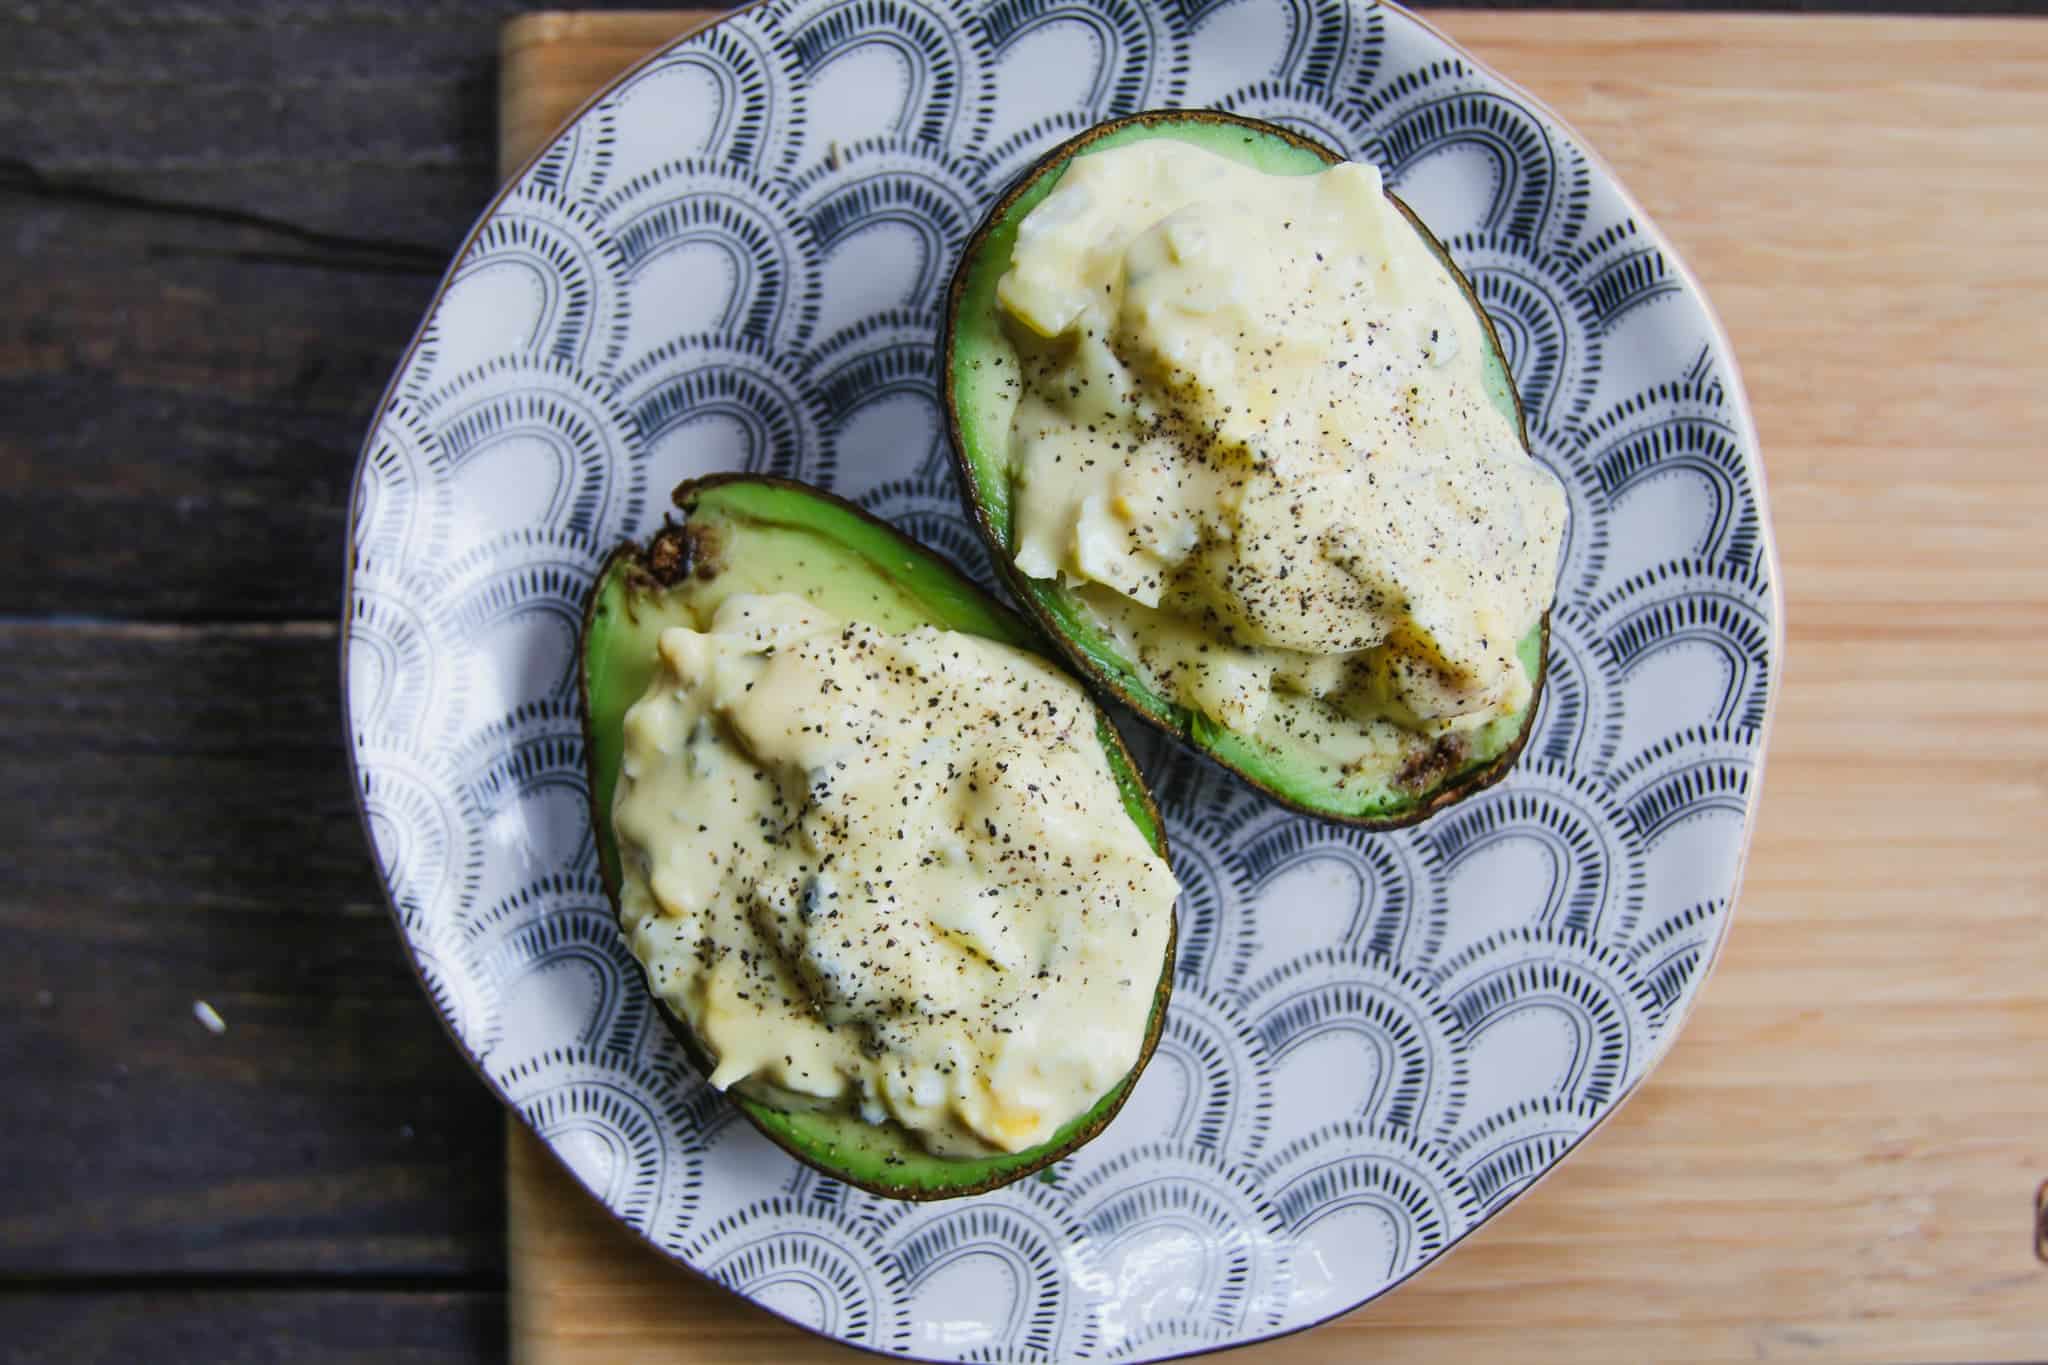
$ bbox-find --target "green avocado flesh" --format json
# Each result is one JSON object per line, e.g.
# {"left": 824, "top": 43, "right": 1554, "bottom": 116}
{"left": 578, "top": 475, "right": 1172, "bottom": 1199}
{"left": 944, "top": 111, "right": 1548, "bottom": 828}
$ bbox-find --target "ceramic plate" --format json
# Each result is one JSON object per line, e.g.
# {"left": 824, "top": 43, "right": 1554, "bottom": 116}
{"left": 344, "top": 0, "right": 1780, "bottom": 1357}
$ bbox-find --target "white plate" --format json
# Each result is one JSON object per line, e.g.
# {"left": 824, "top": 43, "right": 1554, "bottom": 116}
{"left": 344, "top": 1, "right": 1781, "bottom": 1357}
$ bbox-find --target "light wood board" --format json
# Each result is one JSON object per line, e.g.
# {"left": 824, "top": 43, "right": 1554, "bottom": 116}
{"left": 500, "top": 11, "right": 2048, "bottom": 1362}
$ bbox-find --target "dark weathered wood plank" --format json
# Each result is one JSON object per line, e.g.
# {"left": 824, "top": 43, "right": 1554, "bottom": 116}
{"left": 0, "top": 1288, "right": 503, "bottom": 1364}
{"left": 0, "top": 186, "right": 440, "bottom": 620}
{"left": 0, "top": 623, "right": 502, "bottom": 1273}
{"left": 2, "top": 3, "right": 624, "bottom": 241}
{"left": 0, "top": 4, "right": 671, "bottom": 621}
{"left": 0, "top": 623, "right": 376, "bottom": 909}
{"left": 0, "top": 899, "right": 503, "bottom": 1275}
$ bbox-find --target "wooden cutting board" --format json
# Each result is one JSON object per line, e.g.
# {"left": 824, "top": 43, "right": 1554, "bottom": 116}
{"left": 498, "top": 11, "right": 2048, "bottom": 1362}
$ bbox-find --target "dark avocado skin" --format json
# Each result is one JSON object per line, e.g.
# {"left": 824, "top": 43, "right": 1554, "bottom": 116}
{"left": 941, "top": 109, "right": 1553, "bottom": 831}
{"left": 578, "top": 473, "right": 1176, "bottom": 1200}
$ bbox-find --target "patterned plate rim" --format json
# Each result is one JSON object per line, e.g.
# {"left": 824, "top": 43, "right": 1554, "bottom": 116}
{"left": 337, "top": 0, "right": 1787, "bottom": 1356}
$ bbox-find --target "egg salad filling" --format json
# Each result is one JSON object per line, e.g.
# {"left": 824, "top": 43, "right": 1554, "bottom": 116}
{"left": 996, "top": 137, "right": 1567, "bottom": 788}
{"left": 610, "top": 592, "right": 1179, "bottom": 1158}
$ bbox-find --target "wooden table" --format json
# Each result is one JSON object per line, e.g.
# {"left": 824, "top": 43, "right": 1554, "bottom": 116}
{"left": 1, "top": 3, "right": 2044, "bottom": 1363}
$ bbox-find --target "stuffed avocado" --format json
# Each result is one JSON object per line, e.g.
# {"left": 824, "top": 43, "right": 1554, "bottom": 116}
{"left": 580, "top": 475, "right": 1177, "bottom": 1199}
{"left": 942, "top": 110, "right": 1564, "bottom": 829}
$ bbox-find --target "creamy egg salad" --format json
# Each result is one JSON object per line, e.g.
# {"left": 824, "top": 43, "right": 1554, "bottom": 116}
{"left": 610, "top": 593, "right": 1179, "bottom": 1158}
{"left": 996, "top": 137, "right": 1567, "bottom": 787}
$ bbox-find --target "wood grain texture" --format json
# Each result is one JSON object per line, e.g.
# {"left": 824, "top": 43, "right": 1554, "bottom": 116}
{"left": 2, "top": 624, "right": 379, "bottom": 911}
{"left": 503, "top": 10, "right": 2048, "bottom": 1364}
{"left": 0, "top": 170, "right": 443, "bottom": 619}
{"left": 0, "top": 1, "right": 679, "bottom": 243}
{"left": 0, "top": 624, "right": 503, "bottom": 1274}
{"left": 0, "top": 1288, "right": 504, "bottom": 1364}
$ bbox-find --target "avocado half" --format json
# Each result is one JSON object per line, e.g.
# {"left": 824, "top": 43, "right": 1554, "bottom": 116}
{"left": 578, "top": 473, "right": 1176, "bottom": 1199}
{"left": 941, "top": 109, "right": 1552, "bottom": 830}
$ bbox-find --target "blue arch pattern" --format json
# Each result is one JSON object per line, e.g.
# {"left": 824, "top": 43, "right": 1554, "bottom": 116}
{"left": 346, "top": 0, "right": 1776, "bottom": 1358}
